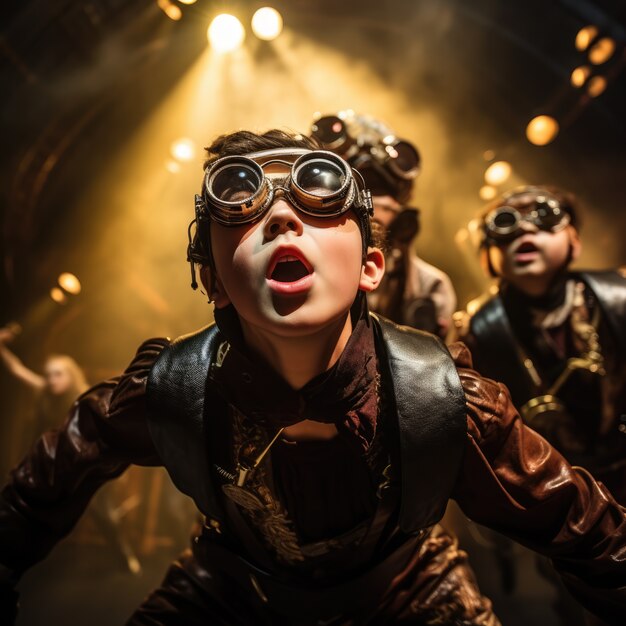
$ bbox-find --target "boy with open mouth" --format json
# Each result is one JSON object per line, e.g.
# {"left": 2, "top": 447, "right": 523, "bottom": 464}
{"left": 1, "top": 136, "right": 625, "bottom": 625}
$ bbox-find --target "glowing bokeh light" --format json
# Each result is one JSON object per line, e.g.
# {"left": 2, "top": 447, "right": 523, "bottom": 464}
{"left": 526, "top": 115, "right": 559, "bottom": 146}
{"left": 587, "top": 75, "right": 607, "bottom": 97}
{"left": 178, "top": 0, "right": 197, "bottom": 4}
{"left": 570, "top": 65, "right": 591, "bottom": 87}
{"left": 157, "top": 0, "right": 182, "bottom": 21}
{"left": 170, "top": 137, "right": 196, "bottom": 162}
{"left": 208, "top": 14, "right": 245, "bottom": 52}
{"left": 58, "top": 272, "right": 82, "bottom": 295}
{"left": 588, "top": 37, "right": 615, "bottom": 64}
{"left": 251, "top": 7, "right": 283, "bottom": 41}
{"left": 482, "top": 149, "right": 495, "bottom": 161}
{"left": 575, "top": 25, "right": 598, "bottom": 51}
{"left": 50, "top": 287, "right": 67, "bottom": 304}
{"left": 484, "top": 161, "right": 511, "bottom": 186}
{"left": 479, "top": 185, "right": 497, "bottom": 201}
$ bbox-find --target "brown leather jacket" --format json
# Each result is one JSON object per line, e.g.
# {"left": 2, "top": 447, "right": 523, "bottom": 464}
{"left": 1, "top": 338, "right": 625, "bottom": 624}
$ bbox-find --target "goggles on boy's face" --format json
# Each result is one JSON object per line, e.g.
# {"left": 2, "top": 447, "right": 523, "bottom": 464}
{"left": 196, "top": 148, "right": 373, "bottom": 227}
{"left": 484, "top": 195, "right": 570, "bottom": 243}
{"left": 311, "top": 115, "right": 421, "bottom": 181}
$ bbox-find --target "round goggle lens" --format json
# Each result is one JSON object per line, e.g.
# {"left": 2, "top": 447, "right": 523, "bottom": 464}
{"left": 311, "top": 116, "right": 346, "bottom": 145}
{"left": 295, "top": 159, "right": 346, "bottom": 198}
{"left": 389, "top": 140, "right": 420, "bottom": 173}
{"left": 211, "top": 165, "right": 262, "bottom": 203}
{"left": 535, "top": 202, "right": 562, "bottom": 228}
{"left": 492, "top": 209, "right": 518, "bottom": 230}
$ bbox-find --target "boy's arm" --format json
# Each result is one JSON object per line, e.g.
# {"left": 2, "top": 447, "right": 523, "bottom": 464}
{"left": 0, "top": 338, "right": 169, "bottom": 592}
{"left": 450, "top": 342, "right": 626, "bottom": 625}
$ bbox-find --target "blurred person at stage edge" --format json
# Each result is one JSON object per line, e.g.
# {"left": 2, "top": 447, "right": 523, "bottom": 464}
{"left": 312, "top": 111, "right": 457, "bottom": 339}
{"left": 0, "top": 323, "right": 143, "bottom": 576}
{"left": 454, "top": 185, "right": 626, "bottom": 626}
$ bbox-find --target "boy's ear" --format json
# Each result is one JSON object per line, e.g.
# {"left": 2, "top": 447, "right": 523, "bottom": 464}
{"left": 568, "top": 226, "right": 582, "bottom": 262}
{"left": 199, "top": 266, "right": 231, "bottom": 308}
{"left": 359, "top": 247, "right": 385, "bottom": 292}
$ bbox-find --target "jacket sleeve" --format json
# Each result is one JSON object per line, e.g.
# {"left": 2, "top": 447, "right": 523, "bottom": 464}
{"left": 449, "top": 341, "right": 626, "bottom": 625}
{"left": 0, "top": 337, "right": 169, "bottom": 581}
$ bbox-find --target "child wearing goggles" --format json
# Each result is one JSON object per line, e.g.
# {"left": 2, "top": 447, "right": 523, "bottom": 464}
{"left": 312, "top": 112, "right": 457, "bottom": 339}
{"left": 2, "top": 136, "right": 626, "bottom": 625}
{"left": 456, "top": 184, "right": 626, "bottom": 623}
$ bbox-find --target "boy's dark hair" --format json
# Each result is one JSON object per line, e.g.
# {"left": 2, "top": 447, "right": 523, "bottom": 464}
{"left": 202, "top": 129, "right": 320, "bottom": 169}
{"left": 188, "top": 129, "right": 383, "bottom": 288}
{"left": 477, "top": 185, "right": 581, "bottom": 277}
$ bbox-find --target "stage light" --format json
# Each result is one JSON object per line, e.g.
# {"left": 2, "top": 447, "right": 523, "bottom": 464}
{"left": 208, "top": 14, "right": 245, "bottom": 52}
{"left": 588, "top": 37, "right": 615, "bottom": 64}
{"left": 50, "top": 287, "right": 67, "bottom": 304}
{"left": 58, "top": 272, "right": 81, "bottom": 295}
{"left": 178, "top": 0, "right": 197, "bottom": 4}
{"left": 251, "top": 7, "right": 283, "bottom": 41}
{"left": 157, "top": 0, "right": 182, "bottom": 21}
{"left": 587, "top": 75, "right": 607, "bottom": 97}
{"left": 170, "top": 137, "right": 196, "bottom": 162}
{"left": 575, "top": 25, "right": 598, "bottom": 51}
{"left": 479, "top": 185, "right": 497, "bottom": 201}
{"left": 484, "top": 161, "right": 511, "bottom": 186}
{"left": 526, "top": 115, "right": 559, "bottom": 146}
{"left": 570, "top": 65, "right": 591, "bottom": 87}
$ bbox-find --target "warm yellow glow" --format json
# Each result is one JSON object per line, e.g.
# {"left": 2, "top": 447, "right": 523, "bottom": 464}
{"left": 165, "top": 159, "right": 181, "bottom": 173}
{"left": 170, "top": 137, "right": 196, "bottom": 162}
{"left": 50, "top": 287, "right": 67, "bottom": 304}
{"left": 208, "top": 14, "right": 245, "bottom": 52}
{"left": 482, "top": 149, "right": 495, "bottom": 161}
{"left": 178, "top": 0, "right": 197, "bottom": 4}
{"left": 526, "top": 115, "right": 559, "bottom": 146}
{"left": 575, "top": 25, "right": 598, "bottom": 51}
{"left": 479, "top": 185, "right": 497, "bottom": 201}
{"left": 587, "top": 75, "right": 607, "bottom": 97}
{"left": 58, "top": 272, "right": 82, "bottom": 295}
{"left": 484, "top": 161, "right": 511, "bottom": 186}
{"left": 570, "top": 65, "right": 591, "bottom": 87}
{"left": 251, "top": 7, "right": 283, "bottom": 41}
{"left": 157, "top": 0, "right": 182, "bottom": 21}
{"left": 588, "top": 37, "right": 615, "bottom": 64}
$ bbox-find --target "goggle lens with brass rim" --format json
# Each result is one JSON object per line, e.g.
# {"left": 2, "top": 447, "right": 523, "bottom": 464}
{"left": 485, "top": 197, "right": 570, "bottom": 242}
{"left": 201, "top": 150, "right": 365, "bottom": 226}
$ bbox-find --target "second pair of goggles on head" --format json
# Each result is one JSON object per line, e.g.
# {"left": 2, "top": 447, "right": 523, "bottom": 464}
{"left": 311, "top": 114, "right": 421, "bottom": 181}
{"left": 195, "top": 148, "right": 373, "bottom": 229}
{"left": 485, "top": 190, "right": 570, "bottom": 243}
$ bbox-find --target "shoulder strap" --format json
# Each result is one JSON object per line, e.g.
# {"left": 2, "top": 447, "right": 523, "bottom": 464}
{"left": 145, "top": 323, "right": 227, "bottom": 523}
{"left": 468, "top": 294, "right": 534, "bottom": 406}
{"left": 372, "top": 314, "right": 466, "bottom": 533}
{"left": 579, "top": 270, "right": 626, "bottom": 354}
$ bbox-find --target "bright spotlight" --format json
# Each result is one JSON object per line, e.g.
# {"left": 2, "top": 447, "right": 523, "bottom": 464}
{"left": 58, "top": 272, "right": 82, "bottom": 295}
{"left": 50, "top": 287, "right": 67, "bottom": 304}
{"left": 479, "top": 185, "right": 497, "bottom": 201}
{"left": 570, "top": 65, "right": 591, "bottom": 87}
{"left": 178, "top": 0, "right": 197, "bottom": 4}
{"left": 588, "top": 37, "right": 615, "bottom": 65}
{"left": 170, "top": 137, "right": 196, "bottom": 162}
{"left": 484, "top": 161, "right": 512, "bottom": 186}
{"left": 251, "top": 7, "right": 283, "bottom": 41}
{"left": 575, "top": 25, "right": 598, "bottom": 51}
{"left": 208, "top": 14, "right": 245, "bottom": 52}
{"left": 587, "top": 75, "right": 607, "bottom": 97}
{"left": 526, "top": 115, "right": 559, "bottom": 146}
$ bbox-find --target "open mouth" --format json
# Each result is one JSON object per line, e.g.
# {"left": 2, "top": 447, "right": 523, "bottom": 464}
{"left": 271, "top": 256, "right": 311, "bottom": 283}
{"left": 516, "top": 241, "right": 538, "bottom": 254}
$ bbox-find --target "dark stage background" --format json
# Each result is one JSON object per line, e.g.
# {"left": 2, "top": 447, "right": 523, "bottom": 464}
{"left": 1, "top": 1, "right": 625, "bottom": 624}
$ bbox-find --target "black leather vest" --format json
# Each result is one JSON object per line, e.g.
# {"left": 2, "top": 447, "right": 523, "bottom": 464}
{"left": 469, "top": 270, "right": 626, "bottom": 407}
{"left": 145, "top": 314, "right": 467, "bottom": 535}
